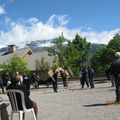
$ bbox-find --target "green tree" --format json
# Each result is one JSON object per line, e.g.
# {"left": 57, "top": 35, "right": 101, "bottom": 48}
{"left": 65, "top": 34, "right": 91, "bottom": 74}
{"left": 47, "top": 33, "right": 68, "bottom": 68}
{"left": 35, "top": 57, "right": 49, "bottom": 71}
{"left": 91, "top": 34, "right": 120, "bottom": 72}
{"left": 0, "top": 54, "right": 30, "bottom": 76}
{"left": 47, "top": 33, "right": 91, "bottom": 75}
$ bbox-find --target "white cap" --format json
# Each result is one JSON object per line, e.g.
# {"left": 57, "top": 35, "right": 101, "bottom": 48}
{"left": 115, "top": 52, "right": 120, "bottom": 58}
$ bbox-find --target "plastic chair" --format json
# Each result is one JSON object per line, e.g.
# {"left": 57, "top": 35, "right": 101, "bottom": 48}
{"left": 6, "top": 89, "right": 36, "bottom": 120}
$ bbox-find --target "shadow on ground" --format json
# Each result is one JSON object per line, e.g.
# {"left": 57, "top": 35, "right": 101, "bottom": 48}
{"left": 83, "top": 103, "right": 107, "bottom": 107}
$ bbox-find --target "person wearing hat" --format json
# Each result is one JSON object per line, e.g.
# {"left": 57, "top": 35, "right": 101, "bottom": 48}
{"left": 110, "top": 52, "right": 120, "bottom": 103}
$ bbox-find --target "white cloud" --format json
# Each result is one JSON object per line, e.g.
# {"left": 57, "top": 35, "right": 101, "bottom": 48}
{"left": 46, "top": 14, "right": 70, "bottom": 27}
{"left": 0, "top": 6, "right": 5, "bottom": 15}
{"left": 0, "top": 15, "right": 120, "bottom": 48}
{"left": 81, "top": 29, "right": 120, "bottom": 44}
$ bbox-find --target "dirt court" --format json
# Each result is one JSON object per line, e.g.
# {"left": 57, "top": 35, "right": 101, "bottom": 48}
{"left": 1, "top": 80, "right": 120, "bottom": 120}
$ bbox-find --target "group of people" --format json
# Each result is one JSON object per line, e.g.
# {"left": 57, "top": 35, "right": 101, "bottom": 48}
{"left": 1, "top": 51, "right": 120, "bottom": 120}
{"left": 0, "top": 72, "right": 32, "bottom": 94}
{"left": 79, "top": 67, "right": 95, "bottom": 89}
{"left": 6, "top": 73, "right": 38, "bottom": 120}
{"left": 0, "top": 71, "right": 39, "bottom": 120}
{"left": 48, "top": 69, "right": 68, "bottom": 93}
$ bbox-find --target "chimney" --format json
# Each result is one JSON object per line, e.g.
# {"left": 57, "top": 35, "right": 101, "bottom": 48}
{"left": 8, "top": 45, "right": 16, "bottom": 53}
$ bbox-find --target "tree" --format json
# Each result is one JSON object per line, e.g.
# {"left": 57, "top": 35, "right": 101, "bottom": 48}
{"left": 35, "top": 57, "right": 49, "bottom": 71}
{"left": 47, "top": 33, "right": 68, "bottom": 68}
{"left": 47, "top": 33, "right": 91, "bottom": 75}
{"left": 65, "top": 34, "right": 91, "bottom": 74}
{"left": 0, "top": 54, "right": 30, "bottom": 76}
{"left": 91, "top": 34, "right": 120, "bottom": 72}
{"left": 52, "top": 55, "right": 59, "bottom": 70}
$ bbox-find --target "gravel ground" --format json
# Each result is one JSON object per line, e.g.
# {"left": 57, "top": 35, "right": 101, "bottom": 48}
{"left": 1, "top": 80, "right": 120, "bottom": 120}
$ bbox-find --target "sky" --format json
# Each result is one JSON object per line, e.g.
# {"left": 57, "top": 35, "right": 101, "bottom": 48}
{"left": 0, "top": 0, "right": 120, "bottom": 48}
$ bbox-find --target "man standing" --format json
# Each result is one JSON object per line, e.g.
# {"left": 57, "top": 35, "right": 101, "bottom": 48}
{"left": 110, "top": 52, "right": 120, "bottom": 103}
{"left": 88, "top": 67, "right": 95, "bottom": 88}
{"left": 80, "top": 67, "right": 89, "bottom": 88}
{"left": 31, "top": 73, "right": 39, "bottom": 89}
{"left": 52, "top": 70, "right": 58, "bottom": 92}
{"left": 60, "top": 70, "right": 68, "bottom": 87}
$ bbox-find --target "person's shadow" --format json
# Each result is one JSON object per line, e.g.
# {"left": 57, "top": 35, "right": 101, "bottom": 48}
{"left": 83, "top": 103, "right": 107, "bottom": 107}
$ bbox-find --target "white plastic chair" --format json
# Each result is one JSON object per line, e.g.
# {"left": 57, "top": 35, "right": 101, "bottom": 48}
{"left": 6, "top": 89, "right": 36, "bottom": 120}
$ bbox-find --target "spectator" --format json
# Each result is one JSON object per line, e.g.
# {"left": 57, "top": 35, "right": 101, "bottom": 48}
{"left": 6, "top": 76, "right": 38, "bottom": 120}
{"left": 23, "top": 74, "right": 31, "bottom": 90}
{"left": 16, "top": 72, "right": 23, "bottom": 84}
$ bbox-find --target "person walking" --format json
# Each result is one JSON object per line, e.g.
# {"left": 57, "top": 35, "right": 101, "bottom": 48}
{"left": 110, "top": 52, "right": 120, "bottom": 103}
{"left": 88, "top": 67, "right": 95, "bottom": 88}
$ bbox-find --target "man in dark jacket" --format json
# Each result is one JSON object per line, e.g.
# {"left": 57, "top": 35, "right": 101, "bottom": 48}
{"left": 110, "top": 52, "right": 120, "bottom": 103}
{"left": 52, "top": 70, "right": 58, "bottom": 92}
{"left": 6, "top": 76, "right": 38, "bottom": 120}
{"left": 88, "top": 67, "right": 95, "bottom": 88}
{"left": 80, "top": 67, "right": 89, "bottom": 88}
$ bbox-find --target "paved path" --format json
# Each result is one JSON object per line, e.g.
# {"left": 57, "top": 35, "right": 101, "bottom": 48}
{"left": 1, "top": 80, "right": 120, "bottom": 120}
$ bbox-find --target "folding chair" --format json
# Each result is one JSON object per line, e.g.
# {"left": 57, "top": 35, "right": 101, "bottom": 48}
{"left": 6, "top": 89, "right": 36, "bottom": 120}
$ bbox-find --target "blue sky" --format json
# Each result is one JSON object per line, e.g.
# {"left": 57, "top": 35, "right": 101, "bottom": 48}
{"left": 0, "top": 0, "right": 120, "bottom": 48}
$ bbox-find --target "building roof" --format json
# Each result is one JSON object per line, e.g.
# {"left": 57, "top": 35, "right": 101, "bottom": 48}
{"left": 0, "top": 47, "right": 53, "bottom": 71}
{"left": 0, "top": 48, "right": 33, "bottom": 64}
{"left": 25, "top": 51, "right": 54, "bottom": 70}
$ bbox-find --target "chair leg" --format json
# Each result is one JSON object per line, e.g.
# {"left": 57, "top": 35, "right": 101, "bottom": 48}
{"left": 19, "top": 112, "right": 23, "bottom": 120}
{"left": 10, "top": 112, "right": 13, "bottom": 120}
{"left": 31, "top": 109, "right": 37, "bottom": 120}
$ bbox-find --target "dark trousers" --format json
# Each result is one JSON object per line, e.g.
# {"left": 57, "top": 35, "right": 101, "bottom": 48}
{"left": 53, "top": 82, "right": 58, "bottom": 92}
{"left": 114, "top": 75, "right": 120, "bottom": 101}
{"left": 63, "top": 79, "right": 68, "bottom": 87}
{"left": 0, "top": 85, "right": 5, "bottom": 94}
{"left": 81, "top": 78, "right": 89, "bottom": 88}
{"left": 89, "top": 78, "right": 95, "bottom": 88}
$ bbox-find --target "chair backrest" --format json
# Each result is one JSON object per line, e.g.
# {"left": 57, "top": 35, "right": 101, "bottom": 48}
{"left": 6, "top": 89, "right": 27, "bottom": 112}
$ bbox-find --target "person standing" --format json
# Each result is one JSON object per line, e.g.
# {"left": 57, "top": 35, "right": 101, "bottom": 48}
{"left": 88, "top": 67, "right": 95, "bottom": 88}
{"left": 80, "top": 67, "right": 89, "bottom": 88}
{"left": 52, "top": 70, "right": 58, "bottom": 92}
{"left": 31, "top": 73, "right": 39, "bottom": 89}
{"left": 23, "top": 74, "right": 31, "bottom": 90}
{"left": 60, "top": 70, "right": 68, "bottom": 87}
{"left": 110, "top": 52, "right": 120, "bottom": 103}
